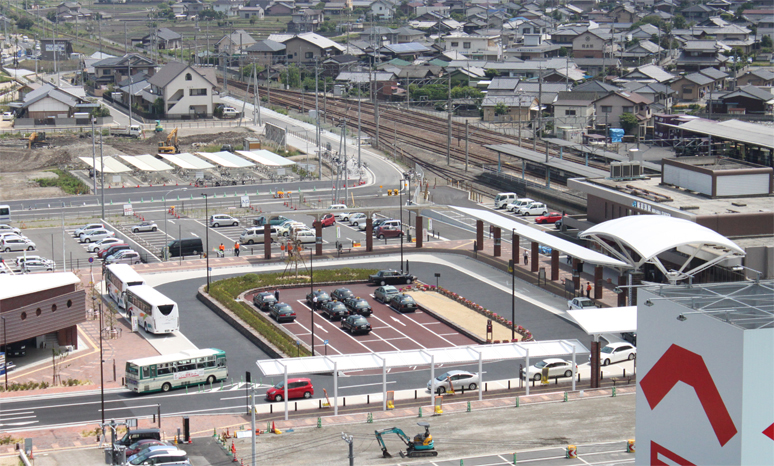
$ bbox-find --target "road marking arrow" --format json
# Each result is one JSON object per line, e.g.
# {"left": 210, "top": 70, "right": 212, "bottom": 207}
{"left": 390, "top": 316, "right": 406, "bottom": 327}
{"left": 315, "top": 323, "right": 329, "bottom": 333}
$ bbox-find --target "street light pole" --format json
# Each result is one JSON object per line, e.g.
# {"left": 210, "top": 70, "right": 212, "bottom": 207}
{"left": 511, "top": 228, "right": 516, "bottom": 342}
{"left": 309, "top": 246, "right": 315, "bottom": 356}
{"left": 399, "top": 178, "right": 404, "bottom": 273}
{"left": 99, "top": 299, "right": 105, "bottom": 425}
{"left": 164, "top": 188, "right": 188, "bottom": 261}
{"left": 201, "top": 194, "right": 210, "bottom": 292}
{"left": 1, "top": 315, "right": 7, "bottom": 390}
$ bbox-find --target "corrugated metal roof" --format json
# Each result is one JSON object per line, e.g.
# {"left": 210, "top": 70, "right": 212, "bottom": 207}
{"left": 670, "top": 119, "right": 774, "bottom": 150}
{"left": 485, "top": 143, "right": 609, "bottom": 179}
{"left": 78, "top": 156, "right": 132, "bottom": 173}
{"left": 542, "top": 138, "right": 661, "bottom": 173}
{"left": 194, "top": 151, "right": 254, "bottom": 168}
{"left": 235, "top": 150, "right": 296, "bottom": 167}
{"left": 157, "top": 152, "right": 215, "bottom": 170}
{"left": 118, "top": 154, "right": 174, "bottom": 172}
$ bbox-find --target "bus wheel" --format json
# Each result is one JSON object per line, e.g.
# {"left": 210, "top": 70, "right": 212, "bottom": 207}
{"left": 162, "top": 383, "right": 172, "bottom": 392}
{"left": 207, "top": 375, "right": 216, "bottom": 384}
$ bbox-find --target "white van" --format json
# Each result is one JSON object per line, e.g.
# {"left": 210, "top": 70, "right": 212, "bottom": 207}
{"left": 328, "top": 204, "right": 347, "bottom": 211}
{"left": 494, "top": 193, "right": 517, "bottom": 209}
{"left": 506, "top": 198, "right": 534, "bottom": 213}
{"left": 239, "top": 226, "right": 279, "bottom": 244}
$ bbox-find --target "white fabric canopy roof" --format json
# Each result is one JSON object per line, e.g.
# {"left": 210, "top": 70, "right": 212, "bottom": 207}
{"left": 195, "top": 151, "right": 255, "bottom": 168}
{"left": 118, "top": 154, "right": 174, "bottom": 172}
{"left": 256, "top": 340, "right": 589, "bottom": 377}
{"left": 568, "top": 306, "right": 637, "bottom": 335}
{"left": 450, "top": 206, "right": 629, "bottom": 268}
{"left": 78, "top": 156, "right": 132, "bottom": 173}
{"left": 157, "top": 152, "right": 215, "bottom": 170}
{"left": 236, "top": 150, "right": 296, "bottom": 167}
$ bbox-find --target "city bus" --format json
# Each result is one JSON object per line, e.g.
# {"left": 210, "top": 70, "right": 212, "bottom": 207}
{"left": 125, "top": 348, "right": 227, "bottom": 394}
{"left": 0, "top": 204, "right": 10, "bottom": 223}
{"left": 104, "top": 264, "right": 146, "bottom": 309}
{"left": 125, "top": 285, "right": 179, "bottom": 334}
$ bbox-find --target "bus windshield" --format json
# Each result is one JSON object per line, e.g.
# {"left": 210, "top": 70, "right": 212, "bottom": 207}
{"left": 126, "top": 363, "right": 139, "bottom": 376}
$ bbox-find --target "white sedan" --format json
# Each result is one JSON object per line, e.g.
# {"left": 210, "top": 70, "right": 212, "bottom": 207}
{"left": 523, "top": 358, "right": 577, "bottom": 381}
{"left": 80, "top": 229, "right": 115, "bottom": 243}
{"left": 426, "top": 370, "right": 479, "bottom": 394}
{"left": 88, "top": 237, "right": 122, "bottom": 253}
{"left": 21, "top": 259, "right": 55, "bottom": 273}
{"left": 131, "top": 221, "right": 158, "bottom": 233}
{"left": 568, "top": 297, "right": 598, "bottom": 310}
{"left": 595, "top": 342, "right": 637, "bottom": 366}
{"left": 294, "top": 230, "right": 317, "bottom": 244}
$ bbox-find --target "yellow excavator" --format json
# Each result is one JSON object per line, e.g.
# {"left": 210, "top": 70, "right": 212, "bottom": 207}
{"left": 158, "top": 128, "right": 179, "bottom": 154}
{"left": 28, "top": 131, "right": 46, "bottom": 149}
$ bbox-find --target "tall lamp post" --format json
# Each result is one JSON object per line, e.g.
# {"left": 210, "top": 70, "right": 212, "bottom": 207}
{"left": 97, "top": 296, "right": 105, "bottom": 425}
{"left": 163, "top": 188, "right": 188, "bottom": 261}
{"left": 308, "top": 245, "right": 315, "bottom": 356}
{"left": 1, "top": 315, "right": 7, "bottom": 390}
{"left": 201, "top": 193, "right": 210, "bottom": 292}
{"left": 511, "top": 228, "right": 516, "bottom": 342}
{"left": 399, "top": 178, "right": 404, "bottom": 273}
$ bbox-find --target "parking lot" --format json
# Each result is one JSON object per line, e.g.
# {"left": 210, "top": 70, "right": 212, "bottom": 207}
{"left": 245, "top": 283, "right": 477, "bottom": 359}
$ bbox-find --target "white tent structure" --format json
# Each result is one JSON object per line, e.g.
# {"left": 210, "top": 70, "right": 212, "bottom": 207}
{"left": 579, "top": 216, "right": 746, "bottom": 284}
{"left": 78, "top": 156, "right": 132, "bottom": 174}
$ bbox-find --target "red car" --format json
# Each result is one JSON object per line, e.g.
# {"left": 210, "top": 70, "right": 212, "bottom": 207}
{"left": 125, "top": 439, "right": 167, "bottom": 457}
{"left": 320, "top": 213, "right": 336, "bottom": 227}
{"left": 266, "top": 377, "right": 314, "bottom": 401}
{"left": 98, "top": 243, "right": 129, "bottom": 259}
{"left": 375, "top": 225, "right": 404, "bottom": 239}
{"left": 535, "top": 212, "right": 563, "bottom": 224}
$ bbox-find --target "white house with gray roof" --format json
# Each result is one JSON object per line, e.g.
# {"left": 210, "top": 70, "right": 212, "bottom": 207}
{"left": 144, "top": 62, "right": 218, "bottom": 118}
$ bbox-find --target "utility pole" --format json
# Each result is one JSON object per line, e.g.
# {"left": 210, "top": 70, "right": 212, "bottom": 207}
{"left": 91, "top": 117, "right": 97, "bottom": 193}
{"left": 535, "top": 67, "right": 543, "bottom": 152}
{"left": 342, "top": 433, "right": 354, "bottom": 466}
{"left": 447, "top": 72, "right": 452, "bottom": 165}
{"left": 253, "top": 62, "right": 260, "bottom": 125}
{"left": 100, "top": 133, "right": 105, "bottom": 219}
{"left": 374, "top": 95, "right": 380, "bottom": 149}
{"left": 343, "top": 119, "right": 348, "bottom": 203}
{"left": 465, "top": 120, "right": 469, "bottom": 171}
{"left": 124, "top": 22, "right": 127, "bottom": 54}
{"left": 357, "top": 91, "right": 362, "bottom": 173}
{"left": 128, "top": 61, "right": 132, "bottom": 126}
{"left": 315, "top": 58, "right": 321, "bottom": 179}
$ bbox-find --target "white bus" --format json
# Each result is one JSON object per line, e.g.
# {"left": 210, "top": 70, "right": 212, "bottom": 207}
{"left": 104, "top": 264, "right": 146, "bottom": 309}
{"left": 125, "top": 348, "right": 227, "bottom": 394}
{"left": 0, "top": 205, "right": 10, "bottom": 223}
{"left": 125, "top": 285, "right": 179, "bottom": 334}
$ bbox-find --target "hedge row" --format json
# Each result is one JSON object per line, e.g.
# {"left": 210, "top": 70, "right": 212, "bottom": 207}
{"left": 209, "top": 268, "right": 378, "bottom": 357}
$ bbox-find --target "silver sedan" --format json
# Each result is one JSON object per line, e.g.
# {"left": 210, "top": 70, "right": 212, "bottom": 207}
{"left": 132, "top": 221, "right": 158, "bottom": 233}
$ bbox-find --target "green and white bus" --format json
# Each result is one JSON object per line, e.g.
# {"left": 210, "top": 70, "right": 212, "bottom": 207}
{"left": 125, "top": 348, "right": 228, "bottom": 394}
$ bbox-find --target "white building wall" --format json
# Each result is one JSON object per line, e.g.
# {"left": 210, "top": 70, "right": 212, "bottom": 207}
{"left": 716, "top": 173, "right": 771, "bottom": 197}
{"left": 28, "top": 97, "right": 71, "bottom": 116}
{"left": 662, "top": 165, "right": 713, "bottom": 196}
{"left": 740, "top": 327, "right": 774, "bottom": 464}
{"left": 163, "top": 70, "right": 213, "bottom": 117}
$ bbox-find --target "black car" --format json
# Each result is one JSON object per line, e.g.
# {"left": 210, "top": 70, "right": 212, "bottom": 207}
{"left": 321, "top": 301, "right": 349, "bottom": 320}
{"left": 389, "top": 294, "right": 418, "bottom": 313}
{"left": 2, "top": 342, "right": 26, "bottom": 357}
{"left": 344, "top": 297, "right": 373, "bottom": 317}
{"left": 341, "top": 315, "right": 372, "bottom": 335}
{"left": 368, "top": 269, "right": 415, "bottom": 286}
{"left": 253, "top": 292, "right": 277, "bottom": 312}
{"left": 331, "top": 287, "right": 354, "bottom": 302}
{"left": 270, "top": 303, "right": 296, "bottom": 322}
{"left": 306, "top": 290, "right": 331, "bottom": 308}
{"left": 621, "top": 332, "right": 637, "bottom": 346}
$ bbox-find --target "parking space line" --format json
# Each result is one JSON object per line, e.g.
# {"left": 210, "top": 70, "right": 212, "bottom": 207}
{"left": 369, "top": 314, "right": 427, "bottom": 349}
{"left": 294, "top": 300, "right": 377, "bottom": 353}
{"left": 191, "top": 219, "right": 239, "bottom": 242}
{"left": 401, "top": 314, "right": 458, "bottom": 347}
{"left": 285, "top": 317, "right": 343, "bottom": 355}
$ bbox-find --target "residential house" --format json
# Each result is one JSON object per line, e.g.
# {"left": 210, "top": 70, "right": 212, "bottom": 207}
{"left": 552, "top": 91, "right": 596, "bottom": 130}
{"left": 213, "top": 0, "right": 242, "bottom": 17}
{"left": 266, "top": 2, "right": 295, "bottom": 16}
{"left": 621, "top": 40, "right": 663, "bottom": 66}
{"left": 245, "top": 39, "right": 286, "bottom": 65}
{"left": 288, "top": 9, "right": 324, "bottom": 33}
{"left": 551, "top": 26, "right": 587, "bottom": 48}
{"left": 572, "top": 58, "right": 620, "bottom": 77}
{"left": 171, "top": 2, "right": 188, "bottom": 19}
{"left": 111, "top": 74, "right": 151, "bottom": 114}
{"left": 56, "top": 2, "right": 93, "bottom": 22}
{"left": 444, "top": 34, "right": 500, "bottom": 61}
{"left": 619, "top": 64, "right": 675, "bottom": 83}
{"left": 91, "top": 53, "right": 156, "bottom": 85}
{"left": 717, "top": 85, "right": 774, "bottom": 114}
{"left": 481, "top": 95, "right": 537, "bottom": 122}
{"left": 216, "top": 30, "right": 257, "bottom": 55}
{"left": 505, "top": 34, "right": 563, "bottom": 60}
{"left": 144, "top": 62, "right": 218, "bottom": 118}
{"left": 629, "top": 24, "right": 661, "bottom": 40}
{"left": 697, "top": 67, "right": 728, "bottom": 90}
{"left": 681, "top": 4, "right": 718, "bottom": 23}
{"left": 486, "top": 76, "right": 521, "bottom": 96}
{"left": 395, "top": 27, "right": 426, "bottom": 44}
{"left": 282, "top": 32, "right": 345, "bottom": 65}
{"left": 39, "top": 39, "right": 73, "bottom": 61}
{"left": 240, "top": 7, "right": 265, "bottom": 20}
{"left": 142, "top": 28, "right": 182, "bottom": 51}
{"left": 181, "top": 0, "right": 207, "bottom": 16}
{"left": 334, "top": 71, "right": 398, "bottom": 99}
{"left": 736, "top": 69, "right": 774, "bottom": 87}
{"left": 370, "top": 0, "right": 395, "bottom": 20}
{"left": 592, "top": 90, "right": 652, "bottom": 132}
{"left": 12, "top": 83, "right": 91, "bottom": 119}
{"left": 397, "top": 64, "right": 444, "bottom": 82}
{"left": 676, "top": 40, "right": 729, "bottom": 72}
{"left": 322, "top": 55, "right": 359, "bottom": 79}
{"left": 621, "top": 81, "right": 675, "bottom": 111}
{"left": 670, "top": 72, "right": 714, "bottom": 101}
{"left": 379, "top": 43, "right": 432, "bottom": 61}
{"left": 572, "top": 29, "right": 608, "bottom": 59}
{"left": 608, "top": 5, "right": 640, "bottom": 23}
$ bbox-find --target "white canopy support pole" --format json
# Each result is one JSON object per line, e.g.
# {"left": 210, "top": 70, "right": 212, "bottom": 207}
{"left": 572, "top": 343, "right": 577, "bottom": 392}
{"left": 334, "top": 361, "right": 339, "bottom": 416}
{"left": 382, "top": 357, "right": 387, "bottom": 411}
{"left": 283, "top": 363, "right": 289, "bottom": 421}
{"left": 471, "top": 347, "right": 483, "bottom": 401}
{"left": 429, "top": 353, "right": 436, "bottom": 408}
{"left": 525, "top": 348, "right": 530, "bottom": 397}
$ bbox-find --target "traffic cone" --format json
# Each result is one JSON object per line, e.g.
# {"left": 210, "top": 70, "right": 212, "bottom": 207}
{"left": 271, "top": 421, "right": 276, "bottom": 432}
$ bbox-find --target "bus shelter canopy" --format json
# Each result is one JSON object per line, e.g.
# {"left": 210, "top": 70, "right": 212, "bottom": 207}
{"left": 568, "top": 306, "right": 637, "bottom": 335}
{"left": 157, "top": 152, "right": 215, "bottom": 170}
{"left": 78, "top": 156, "right": 132, "bottom": 173}
{"left": 194, "top": 151, "right": 255, "bottom": 168}
{"left": 236, "top": 150, "right": 296, "bottom": 167}
{"left": 118, "top": 154, "right": 174, "bottom": 172}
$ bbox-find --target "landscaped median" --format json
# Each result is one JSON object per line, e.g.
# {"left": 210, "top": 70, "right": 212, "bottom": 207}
{"left": 197, "top": 268, "right": 378, "bottom": 358}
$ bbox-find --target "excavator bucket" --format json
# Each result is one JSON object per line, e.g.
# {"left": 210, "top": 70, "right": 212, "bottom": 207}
{"left": 382, "top": 450, "right": 392, "bottom": 458}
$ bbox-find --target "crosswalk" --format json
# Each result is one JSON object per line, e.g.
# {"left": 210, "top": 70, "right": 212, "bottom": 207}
{"left": 0, "top": 407, "right": 38, "bottom": 428}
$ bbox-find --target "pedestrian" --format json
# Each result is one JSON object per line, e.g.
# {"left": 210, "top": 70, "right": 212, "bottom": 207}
{"left": 586, "top": 282, "right": 592, "bottom": 298}
{"left": 566, "top": 254, "right": 572, "bottom": 265}
{"left": 218, "top": 243, "right": 225, "bottom": 258}
{"left": 523, "top": 251, "right": 529, "bottom": 266}
{"left": 234, "top": 241, "right": 240, "bottom": 257}
{"left": 313, "top": 295, "right": 318, "bottom": 311}
{"left": 274, "top": 289, "right": 280, "bottom": 301}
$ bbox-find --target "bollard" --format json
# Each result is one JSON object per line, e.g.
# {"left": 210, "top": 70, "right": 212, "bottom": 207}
{"left": 627, "top": 439, "right": 635, "bottom": 453}
{"left": 418, "top": 407, "right": 422, "bottom": 418}
{"left": 186, "top": 386, "right": 188, "bottom": 395}
{"left": 566, "top": 445, "right": 577, "bottom": 459}
{"left": 513, "top": 452, "right": 517, "bottom": 464}
{"left": 367, "top": 413, "right": 373, "bottom": 423}
{"left": 467, "top": 401, "right": 471, "bottom": 412}
{"left": 515, "top": 396, "right": 520, "bottom": 407}
{"left": 612, "top": 386, "right": 617, "bottom": 397}
{"left": 460, "top": 460, "right": 464, "bottom": 466}
{"left": 317, "top": 417, "right": 322, "bottom": 428}
{"left": 564, "top": 392, "right": 568, "bottom": 402}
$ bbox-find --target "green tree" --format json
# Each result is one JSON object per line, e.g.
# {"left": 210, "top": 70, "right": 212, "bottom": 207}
{"left": 286, "top": 64, "right": 301, "bottom": 88}
{"left": 620, "top": 113, "right": 639, "bottom": 135}
{"left": 762, "top": 35, "right": 773, "bottom": 48}
{"left": 152, "top": 98, "right": 165, "bottom": 116}
{"left": 673, "top": 15, "right": 687, "bottom": 29}
{"left": 484, "top": 69, "right": 500, "bottom": 78}
{"left": 16, "top": 16, "right": 34, "bottom": 30}
{"left": 240, "top": 63, "right": 264, "bottom": 77}
{"left": 46, "top": 11, "right": 57, "bottom": 23}
{"left": 249, "top": 16, "right": 256, "bottom": 25}
{"left": 558, "top": 47, "right": 568, "bottom": 57}
{"left": 494, "top": 102, "right": 508, "bottom": 116}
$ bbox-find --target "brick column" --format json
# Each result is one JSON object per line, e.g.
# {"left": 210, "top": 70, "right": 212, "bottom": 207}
{"left": 594, "top": 266, "right": 604, "bottom": 300}
{"left": 590, "top": 340, "right": 601, "bottom": 389}
{"left": 314, "top": 221, "right": 322, "bottom": 256}
{"left": 572, "top": 258, "right": 581, "bottom": 293}
{"left": 618, "top": 275, "right": 627, "bottom": 306}
{"left": 550, "top": 249, "right": 559, "bottom": 280}
{"left": 264, "top": 224, "right": 271, "bottom": 259}
{"left": 512, "top": 232, "right": 519, "bottom": 264}
{"left": 365, "top": 217, "right": 373, "bottom": 252}
{"left": 531, "top": 241, "right": 539, "bottom": 272}
{"left": 476, "top": 220, "right": 484, "bottom": 251}
{"left": 415, "top": 215, "right": 423, "bottom": 248}
{"left": 493, "top": 227, "right": 501, "bottom": 257}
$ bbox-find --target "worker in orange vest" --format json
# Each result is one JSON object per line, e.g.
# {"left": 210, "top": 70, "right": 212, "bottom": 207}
{"left": 218, "top": 243, "right": 225, "bottom": 258}
{"left": 234, "top": 241, "right": 240, "bottom": 257}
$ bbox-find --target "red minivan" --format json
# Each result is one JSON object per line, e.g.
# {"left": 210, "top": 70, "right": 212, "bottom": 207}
{"left": 266, "top": 378, "right": 314, "bottom": 402}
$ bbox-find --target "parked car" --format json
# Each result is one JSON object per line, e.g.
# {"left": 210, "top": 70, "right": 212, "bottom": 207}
{"left": 239, "top": 226, "right": 280, "bottom": 244}
{"left": 594, "top": 342, "right": 636, "bottom": 366}
{"left": 99, "top": 243, "right": 129, "bottom": 259}
{"left": 331, "top": 288, "right": 354, "bottom": 302}
{"left": 2, "top": 235, "right": 35, "bottom": 252}
{"left": 265, "top": 378, "right": 313, "bottom": 402}
{"left": 115, "top": 428, "right": 162, "bottom": 447}
{"left": 505, "top": 198, "right": 534, "bottom": 213}
{"left": 306, "top": 290, "right": 331, "bottom": 307}
{"left": 0, "top": 224, "right": 21, "bottom": 235}
{"left": 321, "top": 301, "right": 349, "bottom": 321}
{"left": 372, "top": 218, "right": 391, "bottom": 231}
{"left": 79, "top": 228, "right": 115, "bottom": 243}
{"left": 523, "top": 358, "right": 578, "bottom": 381}
{"left": 341, "top": 314, "right": 372, "bottom": 334}
{"left": 494, "top": 192, "right": 517, "bottom": 209}
{"left": 368, "top": 269, "right": 415, "bottom": 286}
{"left": 132, "top": 221, "right": 158, "bottom": 233}
{"left": 568, "top": 297, "right": 598, "bottom": 310}
{"left": 270, "top": 302, "right": 296, "bottom": 322}
{"left": 124, "top": 440, "right": 168, "bottom": 458}
{"left": 1, "top": 112, "right": 13, "bottom": 121}
{"left": 209, "top": 214, "right": 239, "bottom": 227}
{"left": 348, "top": 213, "right": 366, "bottom": 226}
{"left": 20, "top": 259, "right": 54, "bottom": 272}
{"left": 252, "top": 292, "right": 277, "bottom": 312}
{"left": 294, "top": 230, "right": 316, "bottom": 244}
{"left": 88, "top": 237, "right": 122, "bottom": 253}
{"left": 389, "top": 293, "right": 418, "bottom": 313}
{"left": 427, "top": 370, "right": 479, "bottom": 394}
{"left": 621, "top": 332, "right": 637, "bottom": 346}
{"left": 535, "top": 212, "right": 563, "bottom": 224}
{"left": 516, "top": 202, "right": 548, "bottom": 216}
{"left": 74, "top": 223, "right": 104, "bottom": 237}
{"left": 221, "top": 107, "right": 239, "bottom": 118}
{"left": 375, "top": 225, "right": 403, "bottom": 239}
{"left": 320, "top": 213, "right": 336, "bottom": 227}
{"left": 15, "top": 255, "right": 52, "bottom": 267}
{"left": 252, "top": 215, "right": 288, "bottom": 226}
{"left": 336, "top": 211, "right": 352, "bottom": 221}
{"left": 105, "top": 250, "right": 142, "bottom": 265}
{"left": 125, "top": 446, "right": 187, "bottom": 465}
{"left": 344, "top": 297, "right": 372, "bottom": 317}
{"left": 2, "top": 342, "right": 26, "bottom": 357}
{"left": 374, "top": 285, "right": 399, "bottom": 303}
